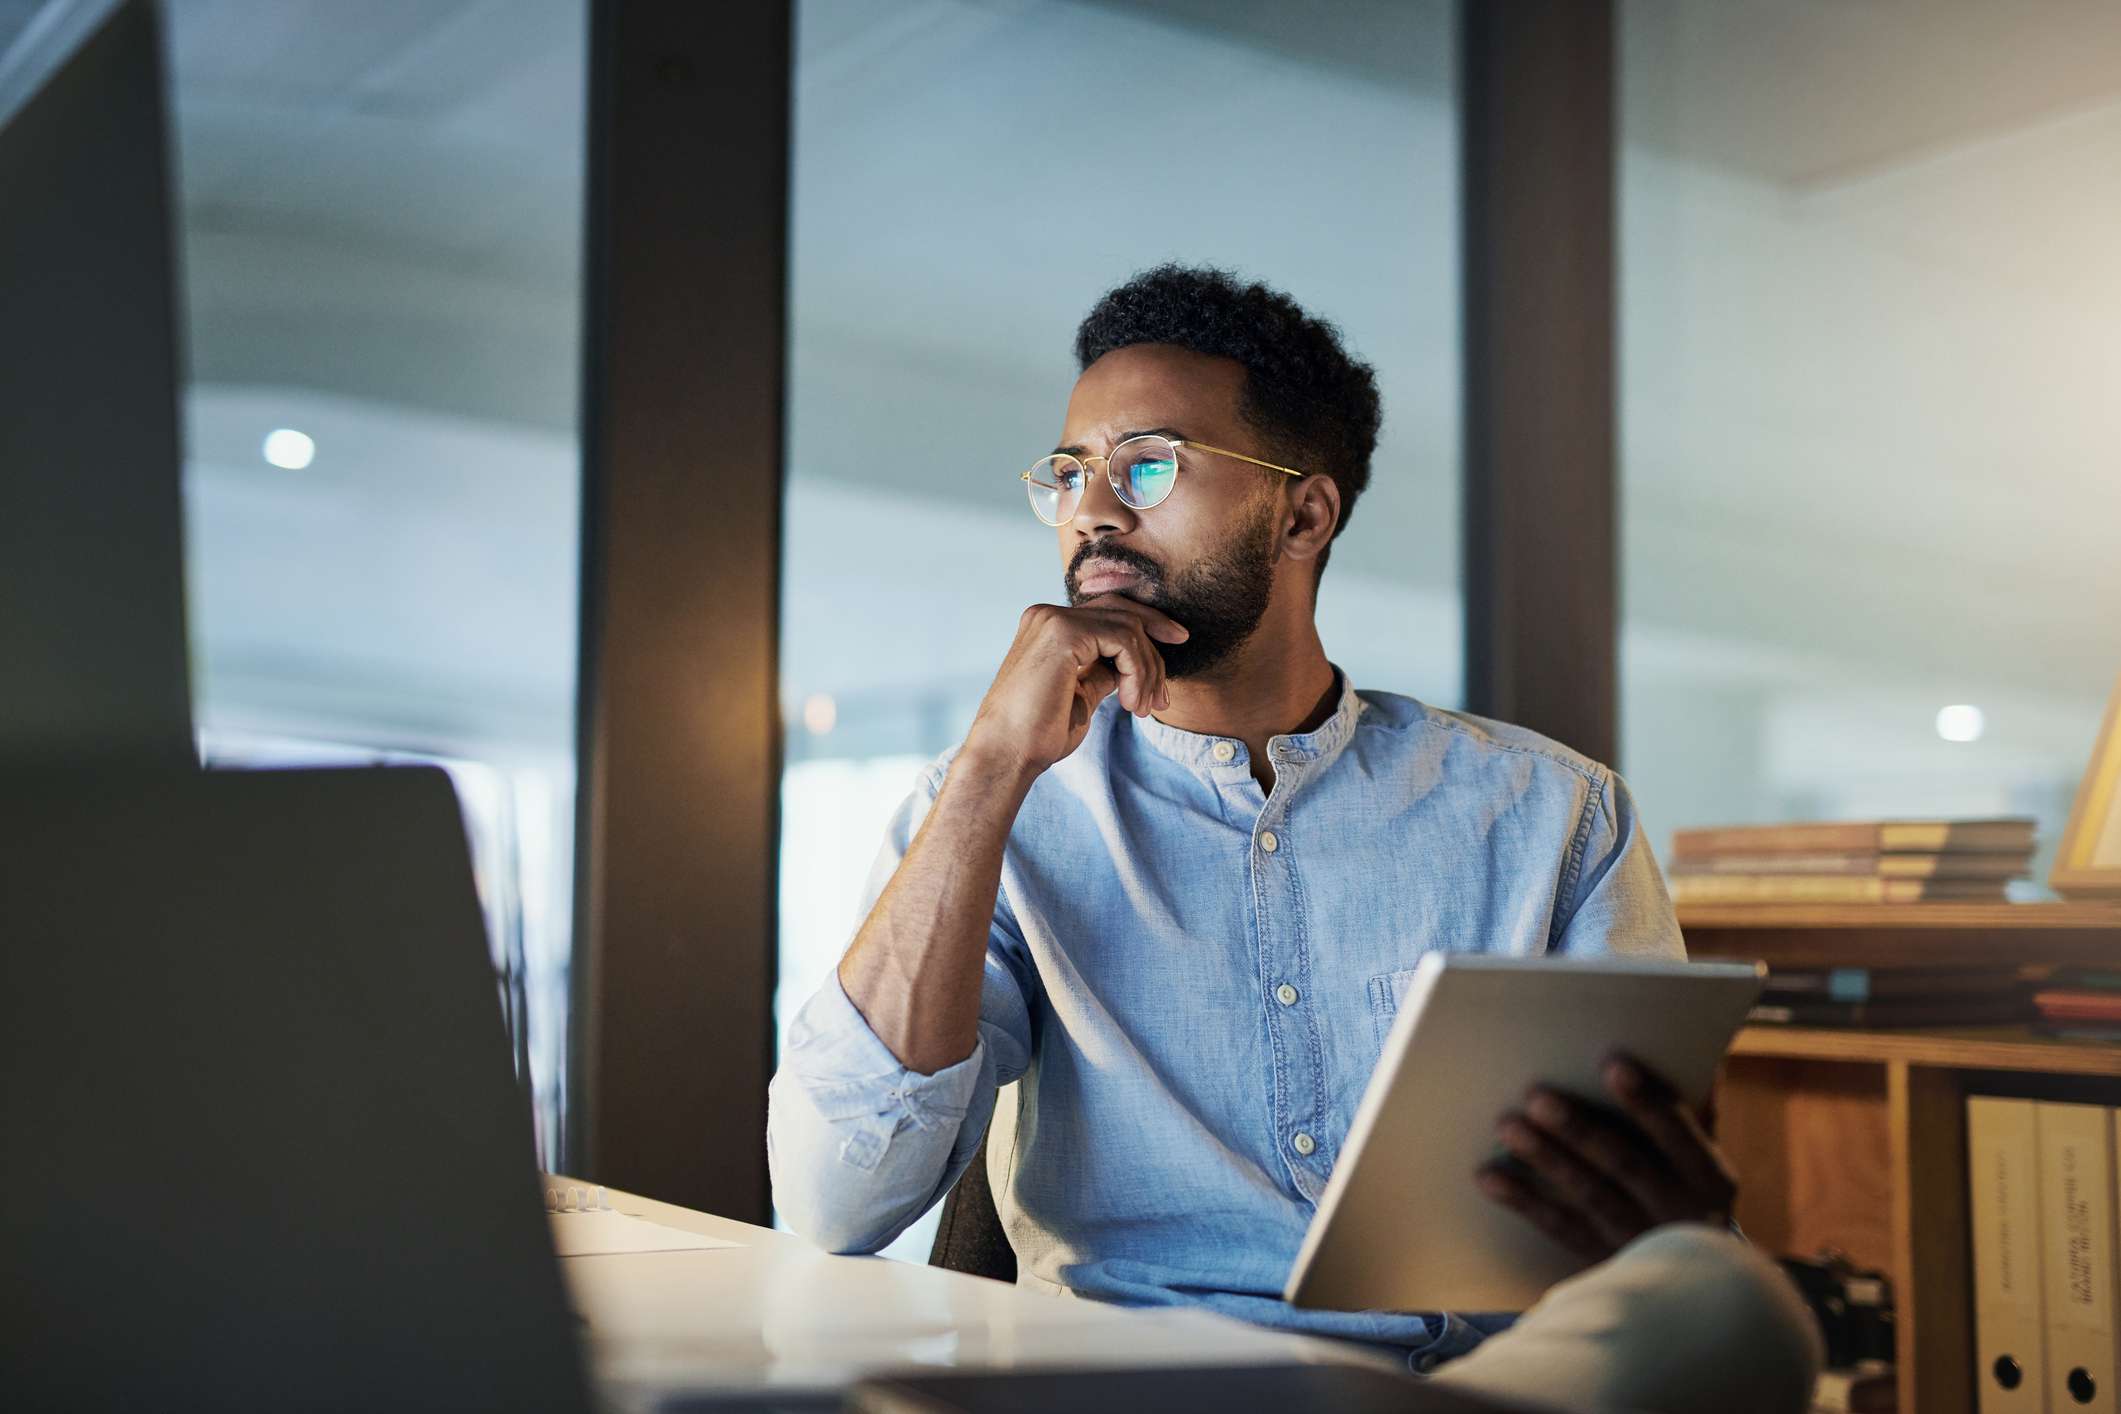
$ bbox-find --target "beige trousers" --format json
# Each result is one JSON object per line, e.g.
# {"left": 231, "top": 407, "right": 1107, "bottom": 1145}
{"left": 1431, "top": 1223, "right": 1825, "bottom": 1414}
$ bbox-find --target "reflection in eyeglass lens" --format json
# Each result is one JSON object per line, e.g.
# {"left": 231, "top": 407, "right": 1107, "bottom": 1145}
{"left": 1113, "top": 440, "right": 1177, "bottom": 508}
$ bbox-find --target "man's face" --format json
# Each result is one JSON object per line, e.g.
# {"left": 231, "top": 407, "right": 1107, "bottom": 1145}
{"left": 1054, "top": 344, "right": 1285, "bottom": 679}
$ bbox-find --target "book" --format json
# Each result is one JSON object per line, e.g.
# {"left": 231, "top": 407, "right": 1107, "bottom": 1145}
{"left": 1969, "top": 1096, "right": 2046, "bottom": 1413}
{"left": 2034, "top": 991, "right": 2121, "bottom": 1024}
{"left": 1751, "top": 995, "right": 2030, "bottom": 1028}
{"left": 1672, "top": 874, "right": 2010, "bottom": 905}
{"left": 2038, "top": 1024, "right": 2121, "bottom": 1044}
{"left": 1670, "top": 851, "right": 2030, "bottom": 880}
{"left": 1672, "top": 819, "right": 2036, "bottom": 858}
{"left": 2037, "top": 1102, "right": 2120, "bottom": 1414}
{"left": 1764, "top": 967, "right": 2030, "bottom": 1004}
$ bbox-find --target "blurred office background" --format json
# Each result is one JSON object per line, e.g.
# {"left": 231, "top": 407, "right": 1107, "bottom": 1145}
{"left": 154, "top": 0, "right": 589, "bottom": 1159}
{"left": 1616, "top": 0, "right": 2121, "bottom": 893}
{"left": 8, "top": 0, "right": 2109, "bottom": 1217}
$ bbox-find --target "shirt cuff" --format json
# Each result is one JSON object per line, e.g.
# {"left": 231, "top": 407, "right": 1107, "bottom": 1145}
{"left": 785, "top": 968, "right": 987, "bottom": 1140}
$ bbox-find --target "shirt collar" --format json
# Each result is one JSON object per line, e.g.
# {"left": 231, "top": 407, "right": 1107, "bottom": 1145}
{"left": 1131, "top": 666, "right": 1363, "bottom": 774}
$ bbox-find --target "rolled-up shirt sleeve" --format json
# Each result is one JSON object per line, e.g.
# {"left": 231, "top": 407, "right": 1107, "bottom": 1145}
{"left": 767, "top": 761, "right": 1039, "bottom": 1254}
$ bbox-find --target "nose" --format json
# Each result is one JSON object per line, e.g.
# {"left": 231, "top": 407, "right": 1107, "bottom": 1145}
{"left": 1069, "top": 457, "right": 1137, "bottom": 538}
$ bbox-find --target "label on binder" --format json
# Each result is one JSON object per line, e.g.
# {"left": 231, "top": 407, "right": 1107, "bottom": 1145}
{"left": 1970, "top": 1096, "right": 2046, "bottom": 1413}
{"left": 2038, "top": 1102, "right": 2120, "bottom": 1414}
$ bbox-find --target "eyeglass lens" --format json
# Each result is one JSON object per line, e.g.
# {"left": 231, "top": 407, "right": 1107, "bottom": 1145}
{"left": 1023, "top": 436, "right": 1180, "bottom": 526}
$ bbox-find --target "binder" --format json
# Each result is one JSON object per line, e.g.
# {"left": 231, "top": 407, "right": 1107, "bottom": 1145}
{"left": 2038, "top": 1102, "right": 2121, "bottom": 1413}
{"left": 1970, "top": 1096, "right": 2048, "bottom": 1413}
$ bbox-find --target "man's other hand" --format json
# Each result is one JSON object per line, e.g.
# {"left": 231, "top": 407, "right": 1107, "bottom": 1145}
{"left": 1474, "top": 1053, "right": 1739, "bottom": 1262}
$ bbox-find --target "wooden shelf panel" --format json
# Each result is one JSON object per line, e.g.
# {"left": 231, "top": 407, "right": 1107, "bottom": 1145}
{"left": 1681, "top": 901, "right": 2121, "bottom": 968}
{"left": 1731, "top": 1024, "right": 2121, "bottom": 1075}
{"left": 1679, "top": 902, "right": 2121, "bottom": 931}
{"left": 1717, "top": 1057, "right": 1893, "bottom": 1271}
{"left": 1891, "top": 1064, "right": 1971, "bottom": 1414}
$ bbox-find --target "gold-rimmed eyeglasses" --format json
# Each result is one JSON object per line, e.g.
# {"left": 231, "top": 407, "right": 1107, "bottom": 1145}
{"left": 1020, "top": 434, "right": 1308, "bottom": 527}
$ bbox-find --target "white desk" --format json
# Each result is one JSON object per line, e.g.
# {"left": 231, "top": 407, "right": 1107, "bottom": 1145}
{"left": 551, "top": 1180, "right": 1384, "bottom": 1409}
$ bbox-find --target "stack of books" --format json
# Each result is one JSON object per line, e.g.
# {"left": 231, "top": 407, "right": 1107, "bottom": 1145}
{"left": 2032, "top": 968, "right": 2121, "bottom": 1041}
{"left": 1668, "top": 818, "right": 2037, "bottom": 906}
{"left": 1749, "top": 964, "right": 2034, "bottom": 1028}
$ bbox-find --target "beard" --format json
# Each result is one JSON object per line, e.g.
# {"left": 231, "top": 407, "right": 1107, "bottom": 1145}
{"left": 1063, "top": 501, "right": 1277, "bottom": 680}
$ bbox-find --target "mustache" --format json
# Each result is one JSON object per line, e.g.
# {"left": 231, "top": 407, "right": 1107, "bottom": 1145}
{"left": 1066, "top": 540, "right": 1166, "bottom": 597}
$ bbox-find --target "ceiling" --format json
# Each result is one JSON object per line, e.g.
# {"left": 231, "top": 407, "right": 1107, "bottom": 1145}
{"left": 6, "top": 0, "right": 2118, "bottom": 838}
{"left": 1623, "top": 0, "right": 2121, "bottom": 186}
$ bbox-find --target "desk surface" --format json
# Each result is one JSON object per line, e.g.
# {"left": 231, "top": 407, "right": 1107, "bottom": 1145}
{"left": 552, "top": 1180, "right": 1381, "bottom": 1409}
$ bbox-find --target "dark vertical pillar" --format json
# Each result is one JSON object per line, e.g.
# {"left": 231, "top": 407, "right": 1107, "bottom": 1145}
{"left": 1460, "top": 0, "right": 1618, "bottom": 767}
{"left": 0, "top": 0, "right": 194, "bottom": 769}
{"left": 570, "top": 0, "right": 789, "bottom": 1221}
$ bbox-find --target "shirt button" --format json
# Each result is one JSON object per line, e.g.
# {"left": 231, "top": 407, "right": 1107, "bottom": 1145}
{"left": 1292, "top": 1132, "right": 1316, "bottom": 1156}
{"left": 1211, "top": 741, "right": 1236, "bottom": 763}
{"left": 1275, "top": 983, "right": 1299, "bottom": 1006}
{"left": 1260, "top": 831, "right": 1279, "bottom": 854}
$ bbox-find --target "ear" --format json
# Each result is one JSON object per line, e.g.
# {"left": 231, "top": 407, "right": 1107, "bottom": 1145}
{"left": 1277, "top": 473, "right": 1341, "bottom": 568}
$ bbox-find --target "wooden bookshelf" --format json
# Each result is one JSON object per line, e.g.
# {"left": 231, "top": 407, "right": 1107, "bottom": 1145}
{"left": 1731, "top": 1025, "right": 2121, "bottom": 1076}
{"left": 1681, "top": 900, "right": 2121, "bottom": 967}
{"left": 1684, "top": 904, "right": 2121, "bottom": 1414}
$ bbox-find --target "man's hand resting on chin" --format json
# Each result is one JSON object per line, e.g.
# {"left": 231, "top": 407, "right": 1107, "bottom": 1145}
{"left": 1475, "top": 1052, "right": 1739, "bottom": 1262}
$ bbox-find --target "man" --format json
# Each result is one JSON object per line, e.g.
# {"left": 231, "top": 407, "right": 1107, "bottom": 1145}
{"left": 769, "top": 266, "right": 1820, "bottom": 1412}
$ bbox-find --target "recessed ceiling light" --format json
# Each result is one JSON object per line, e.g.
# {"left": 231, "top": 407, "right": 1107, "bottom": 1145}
{"left": 802, "top": 693, "right": 837, "bottom": 735}
{"left": 1936, "top": 704, "right": 1984, "bottom": 743}
{"left": 262, "top": 428, "right": 315, "bottom": 470}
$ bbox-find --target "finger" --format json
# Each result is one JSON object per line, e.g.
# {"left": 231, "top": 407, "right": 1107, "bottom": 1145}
{"left": 1074, "top": 660, "right": 1120, "bottom": 720}
{"left": 1604, "top": 1058, "right": 1738, "bottom": 1214}
{"left": 1094, "top": 623, "right": 1162, "bottom": 712}
{"left": 1475, "top": 1164, "right": 1610, "bottom": 1262}
{"left": 1103, "top": 654, "right": 1139, "bottom": 715}
{"left": 1078, "top": 624, "right": 1158, "bottom": 715}
{"left": 1499, "top": 1111, "right": 1653, "bottom": 1251}
{"left": 1067, "top": 600, "right": 1171, "bottom": 706}
{"left": 1112, "top": 614, "right": 1169, "bottom": 710}
{"left": 1133, "top": 618, "right": 1168, "bottom": 711}
{"left": 1524, "top": 1087, "right": 1692, "bottom": 1223}
{"left": 1081, "top": 592, "right": 1190, "bottom": 645}
{"left": 1084, "top": 621, "right": 1165, "bottom": 716}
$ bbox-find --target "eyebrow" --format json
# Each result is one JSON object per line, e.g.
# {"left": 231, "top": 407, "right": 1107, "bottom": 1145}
{"left": 1052, "top": 426, "right": 1188, "bottom": 457}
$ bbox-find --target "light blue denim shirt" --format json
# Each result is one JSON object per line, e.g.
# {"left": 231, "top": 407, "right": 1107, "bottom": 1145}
{"left": 768, "top": 673, "right": 1684, "bottom": 1368}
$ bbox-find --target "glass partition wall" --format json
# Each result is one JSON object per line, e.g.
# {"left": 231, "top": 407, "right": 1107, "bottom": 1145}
{"left": 169, "top": 0, "right": 588, "bottom": 1159}
{"left": 1617, "top": 0, "right": 2121, "bottom": 891}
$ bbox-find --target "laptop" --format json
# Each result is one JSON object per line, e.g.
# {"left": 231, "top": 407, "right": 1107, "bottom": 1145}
{"left": 0, "top": 766, "right": 592, "bottom": 1412}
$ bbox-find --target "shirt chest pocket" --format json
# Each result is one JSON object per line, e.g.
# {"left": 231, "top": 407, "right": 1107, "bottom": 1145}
{"left": 1366, "top": 965, "right": 1428, "bottom": 1052}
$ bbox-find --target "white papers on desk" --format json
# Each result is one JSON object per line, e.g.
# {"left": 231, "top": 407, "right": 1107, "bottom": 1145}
{"left": 549, "top": 1209, "right": 743, "bottom": 1258}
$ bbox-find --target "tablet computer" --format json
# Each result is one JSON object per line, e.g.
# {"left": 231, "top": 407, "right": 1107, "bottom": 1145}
{"left": 1283, "top": 953, "right": 1766, "bottom": 1313}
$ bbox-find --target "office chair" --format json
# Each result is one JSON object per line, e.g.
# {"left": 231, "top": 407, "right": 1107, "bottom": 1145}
{"left": 928, "top": 1132, "right": 1017, "bottom": 1283}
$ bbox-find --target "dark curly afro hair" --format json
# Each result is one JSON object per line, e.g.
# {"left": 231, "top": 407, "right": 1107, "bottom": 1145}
{"left": 1073, "top": 264, "right": 1381, "bottom": 577}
